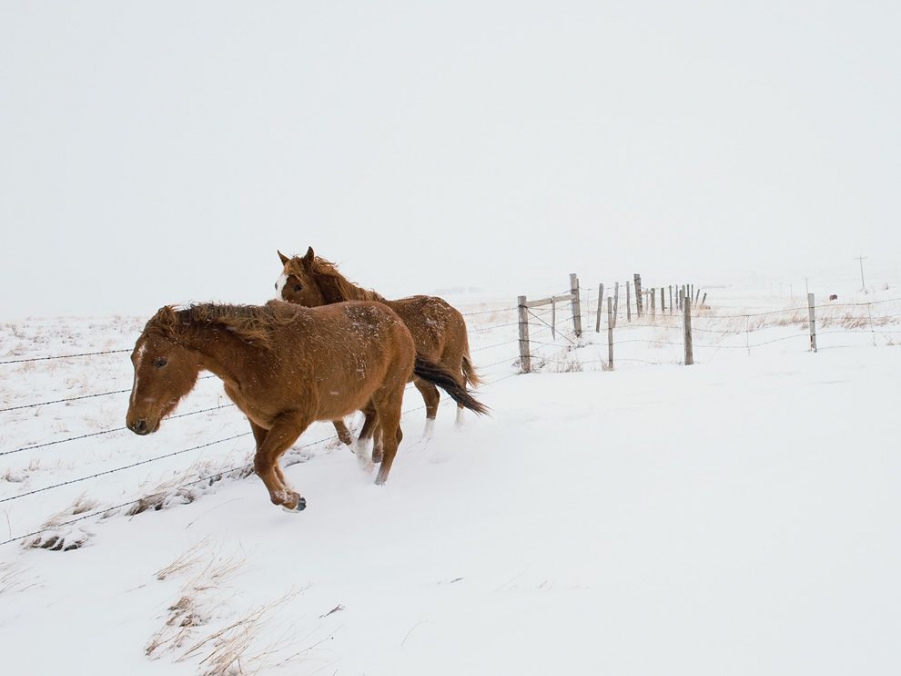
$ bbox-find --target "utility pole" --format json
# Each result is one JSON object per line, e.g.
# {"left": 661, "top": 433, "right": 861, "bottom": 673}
{"left": 855, "top": 256, "right": 868, "bottom": 291}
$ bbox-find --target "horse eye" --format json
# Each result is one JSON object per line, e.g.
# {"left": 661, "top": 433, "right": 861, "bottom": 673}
{"left": 293, "top": 283, "right": 303, "bottom": 292}
{"left": 153, "top": 357, "right": 168, "bottom": 368}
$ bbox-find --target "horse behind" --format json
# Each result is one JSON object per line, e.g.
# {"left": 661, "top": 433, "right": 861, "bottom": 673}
{"left": 126, "top": 300, "right": 487, "bottom": 512}
{"left": 276, "top": 247, "right": 480, "bottom": 444}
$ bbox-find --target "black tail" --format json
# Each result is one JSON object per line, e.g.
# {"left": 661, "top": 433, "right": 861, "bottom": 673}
{"left": 413, "top": 355, "right": 489, "bottom": 416}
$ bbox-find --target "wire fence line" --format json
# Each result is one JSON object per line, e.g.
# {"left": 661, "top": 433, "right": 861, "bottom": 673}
{"left": 516, "top": 277, "right": 901, "bottom": 374}
{"left": 0, "top": 386, "right": 495, "bottom": 547}
{"left": 3, "top": 283, "right": 900, "bottom": 548}
{"left": 0, "top": 404, "right": 236, "bottom": 458}
{"left": 0, "top": 347, "right": 133, "bottom": 366}
{"left": 0, "top": 374, "right": 219, "bottom": 414}
{"left": 0, "top": 301, "right": 519, "bottom": 546}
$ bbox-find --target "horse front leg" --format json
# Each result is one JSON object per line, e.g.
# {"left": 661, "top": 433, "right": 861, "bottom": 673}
{"left": 250, "top": 414, "right": 310, "bottom": 511}
{"left": 332, "top": 419, "right": 354, "bottom": 446}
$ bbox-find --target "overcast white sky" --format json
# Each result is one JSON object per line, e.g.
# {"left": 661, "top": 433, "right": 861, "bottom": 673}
{"left": 1, "top": 1, "right": 899, "bottom": 320}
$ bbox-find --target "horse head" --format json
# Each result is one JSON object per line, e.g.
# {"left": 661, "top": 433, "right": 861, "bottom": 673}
{"left": 275, "top": 247, "right": 327, "bottom": 307}
{"left": 126, "top": 312, "right": 201, "bottom": 435}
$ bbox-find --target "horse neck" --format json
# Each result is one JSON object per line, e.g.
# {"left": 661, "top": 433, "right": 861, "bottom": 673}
{"left": 171, "top": 323, "right": 260, "bottom": 384}
{"left": 320, "top": 274, "right": 386, "bottom": 304}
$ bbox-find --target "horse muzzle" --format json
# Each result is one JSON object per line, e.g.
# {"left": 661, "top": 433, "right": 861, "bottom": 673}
{"left": 127, "top": 418, "right": 158, "bottom": 435}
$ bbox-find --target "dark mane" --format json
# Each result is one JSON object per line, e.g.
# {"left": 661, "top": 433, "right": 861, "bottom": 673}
{"left": 286, "top": 255, "right": 386, "bottom": 304}
{"left": 144, "top": 302, "right": 299, "bottom": 348}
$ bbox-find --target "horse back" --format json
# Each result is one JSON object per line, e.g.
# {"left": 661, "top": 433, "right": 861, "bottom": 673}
{"left": 386, "top": 295, "right": 467, "bottom": 363}
{"left": 265, "top": 301, "right": 416, "bottom": 418}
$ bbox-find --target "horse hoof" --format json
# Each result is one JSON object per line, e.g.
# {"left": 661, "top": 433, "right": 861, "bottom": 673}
{"left": 281, "top": 497, "right": 306, "bottom": 513}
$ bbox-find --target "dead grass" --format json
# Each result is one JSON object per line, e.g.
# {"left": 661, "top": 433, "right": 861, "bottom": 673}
{"left": 126, "top": 460, "right": 254, "bottom": 517}
{"left": 146, "top": 541, "right": 312, "bottom": 675}
{"left": 27, "top": 495, "right": 99, "bottom": 551}
{"left": 146, "top": 541, "right": 247, "bottom": 658}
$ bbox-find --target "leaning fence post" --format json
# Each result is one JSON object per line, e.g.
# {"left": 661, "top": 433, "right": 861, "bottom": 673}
{"left": 683, "top": 294, "right": 694, "bottom": 365}
{"left": 613, "top": 282, "right": 620, "bottom": 327}
{"left": 570, "top": 273, "right": 582, "bottom": 337}
{"left": 808, "top": 292, "right": 817, "bottom": 353}
{"left": 607, "top": 297, "right": 614, "bottom": 370}
{"left": 595, "top": 283, "right": 604, "bottom": 333}
{"left": 517, "top": 295, "right": 531, "bottom": 373}
{"left": 626, "top": 281, "right": 632, "bottom": 322}
{"left": 634, "top": 274, "right": 643, "bottom": 317}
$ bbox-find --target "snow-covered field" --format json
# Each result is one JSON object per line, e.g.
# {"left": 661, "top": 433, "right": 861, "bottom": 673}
{"left": 2, "top": 279, "right": 900, "bottom": 675}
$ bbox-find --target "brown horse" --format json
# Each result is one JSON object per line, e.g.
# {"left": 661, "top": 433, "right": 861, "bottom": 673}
{"left": 276, "top": 247, "right": 480, "bottom": 448}
{"left": 125, "top": 300, "right": 487, "bottom": 512}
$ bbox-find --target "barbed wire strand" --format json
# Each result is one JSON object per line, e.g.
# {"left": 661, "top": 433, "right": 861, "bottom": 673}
{"left": 0, "top": 348, "right": 132, "bottom": 366}
{"left": 0, "top": 374, "right": 217, "bottom": 414}
{"left": 0, "top": 404, "right": 236, "bottom": 458}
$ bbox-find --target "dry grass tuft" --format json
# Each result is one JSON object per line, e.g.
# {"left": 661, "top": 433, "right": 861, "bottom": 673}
{"left": 27, "top": 495, "right": 99, "bottom": 551}
{"left": 126, "top": 461, "right": 254, "bottom": 516}
{"left": 146, "top": 541, "right": 310, "bottom": 675}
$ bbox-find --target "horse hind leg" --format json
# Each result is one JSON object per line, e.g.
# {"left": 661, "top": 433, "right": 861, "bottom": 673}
{"left": 352, "top": 404, "right": 379, "bottom": 469}
{"left": 372, "top": 394, "right": 404, "bottom": 485}
{"left": 413, "top": 377, "right": 440, "bottom": 439}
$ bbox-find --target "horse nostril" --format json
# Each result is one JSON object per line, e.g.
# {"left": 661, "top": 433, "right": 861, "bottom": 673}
{"left": 130, "top": 419, "right": 148, "bottom": 435}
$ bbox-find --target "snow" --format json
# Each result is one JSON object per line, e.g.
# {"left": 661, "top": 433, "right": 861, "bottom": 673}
{"left": 1, "top": 283, "right": 901, "bottom": 675}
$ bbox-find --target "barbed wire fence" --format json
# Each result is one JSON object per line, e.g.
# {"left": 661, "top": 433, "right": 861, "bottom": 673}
{"left": 2, "top": 280, "right": 900, "bottom": 549}
{"left": 516, "top": 274, "right": 901, "bottom": 374}
{"left": 0, "top": 302, "right": 526, "bottom": 549}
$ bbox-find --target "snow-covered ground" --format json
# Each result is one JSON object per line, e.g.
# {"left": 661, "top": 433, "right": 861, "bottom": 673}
{"left": 1, "top": 280, "right": 900, "bottom": 675}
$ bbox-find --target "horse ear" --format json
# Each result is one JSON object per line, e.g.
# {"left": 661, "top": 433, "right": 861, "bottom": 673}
{"left": 301, "top": 247, "right": 315, "bottom": 270}
{"left": 278, "top": 250, "right": 290, "bottom": 266}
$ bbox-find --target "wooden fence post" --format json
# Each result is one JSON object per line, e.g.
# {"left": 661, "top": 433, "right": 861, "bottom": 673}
{"left": 669, "top": 285, "right": 673, "bottom": 314}
{"left": 517, "top": 295, "right": 531, "bottom": 373}
{"left": 551, "top": 298, "right": 556, "bottom": 339}
{"left": 626, "top": 282, "right": 632, "bottom": 322}
{"left": 613, "top": 282, "right": 620, "bottom": 327}
{"left": 808, "top": 292, "right": 817, "bottom": 353}
{"left": 595, "top": 283, "right": 604, "bottom": 333}
{"left": 570, "top": 273, "right": 582, "bottom": 337}
{"left": 660, "top": 287, "right": 665, "bottom": 314}
{"left": 683, "top": 294, "right": 694, "bottom": 366}
{"left": 634, "top": 274, "right": 643, "bottom": 317}
{"left": 650, "top": 287, "right": 656, "bottom": 316}
{"left": 607, "top": 297, "right": 614, "bottom": 370}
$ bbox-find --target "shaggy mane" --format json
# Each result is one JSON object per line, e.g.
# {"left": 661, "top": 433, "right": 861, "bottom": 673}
{"left": 285, "top": 254, "right": 386, "bottom": 304}
{"left": 144, "top": 302, "right": 299, "bottom": 348}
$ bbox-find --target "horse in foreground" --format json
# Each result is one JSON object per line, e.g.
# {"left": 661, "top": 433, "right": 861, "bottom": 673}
{"left": 125, "top": 300, "right": 487, "bottom": 512}
{"left": 276, "top": 247, "right": 480, "bottom": 445}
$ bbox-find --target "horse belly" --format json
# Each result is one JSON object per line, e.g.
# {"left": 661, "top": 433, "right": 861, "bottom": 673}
{"left": 223, "top": 384, "right": 276, "bottom": 429}
{"left": 312, "top": 372, "right": 385, "bottom": 421}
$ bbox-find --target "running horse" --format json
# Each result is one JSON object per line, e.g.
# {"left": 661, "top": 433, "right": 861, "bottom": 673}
{"left": 276, "top": 247, "right": 480, "bottom": 448}
{"left": 126, "top": 300, "right": 487, "bottom": 511}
